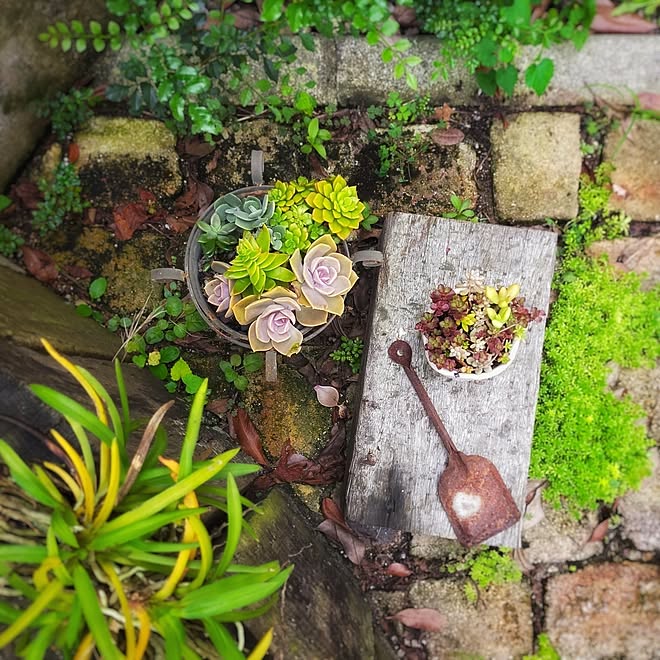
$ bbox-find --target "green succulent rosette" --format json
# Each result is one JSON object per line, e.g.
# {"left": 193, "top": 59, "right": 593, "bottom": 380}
{"left": 305, "top": 175, "right": 365, "bottom": 241}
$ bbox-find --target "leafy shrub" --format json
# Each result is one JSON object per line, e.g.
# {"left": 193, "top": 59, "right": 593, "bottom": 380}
{"left": 330, "top": 336, "right": 364, "bottom": 374}
{"left": 0, "top": 226, "right": 24, "bottom": 257}
{"left": 37, "top": 88, "right": 101, "bottom": 141}
{"left": 414, "top": 0, "right": 595, "bottom": 96}
{"left": 0, "top": 340, "right": 291, "bottom": 658}
{"left": 32, "top": 161, "right": 88, "bottom": 236}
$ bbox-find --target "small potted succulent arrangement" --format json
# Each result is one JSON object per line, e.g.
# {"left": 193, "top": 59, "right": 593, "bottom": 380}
{"left": 416, "top": 271, "right": 544, "bottom": 380}
{"left": 188, "top": 175, "right": 372, "bottom": 356}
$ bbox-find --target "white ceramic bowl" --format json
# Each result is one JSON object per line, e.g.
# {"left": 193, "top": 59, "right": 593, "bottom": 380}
{"left": 421, "top": 335, "right": 520, "bottom": 381}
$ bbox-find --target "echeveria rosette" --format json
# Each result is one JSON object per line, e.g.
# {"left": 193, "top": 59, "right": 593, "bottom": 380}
{"left": 203, "top": 261, "right": 240, "bottom": 319}
{"left": 305, "top": 175, "right": 365, "bottom": 241}
{"left": 290, "top": 235, "right": 358, "bottom": 327}
{"left": 232, "top": 288, "right": 303, "bottom": 356}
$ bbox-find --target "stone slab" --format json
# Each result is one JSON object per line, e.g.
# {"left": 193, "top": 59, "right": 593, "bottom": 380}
{"left": 0, "top": 0, "right": 108, "bottom": 191}
{"left": 0, "top": 262, "right": 120, "bottom": 359}
{"left": 345, "top": 215, "right": 557, "bottom": 547}
{"left": 491, "top": 112, "right": 582, "bottom": 222}
{"left": 604, "top": 119, "right": 660, "bottom": 221}
{"left": 545, "top": 562, "right": 660, "bottom": 660}
{"left": 75, "top": 117, "right": 182, "bottom": 206}
{"left": 515, "top": 35, "right": 660, "bottom": 107}
{"left": 619, "top": 448, "right": 660, "bottom": 552}
{"left": 409, "top": 578, "right": 533, "bottom": 659}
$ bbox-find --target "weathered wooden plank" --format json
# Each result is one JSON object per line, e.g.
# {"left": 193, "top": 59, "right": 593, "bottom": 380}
{"left": 345, "top": 214, "right": 557, "bottom": 547}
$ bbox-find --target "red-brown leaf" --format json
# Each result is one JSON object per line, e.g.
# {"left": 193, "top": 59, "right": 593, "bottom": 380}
{"left": 227, "top": 4, "right": 260, "bottom": 29}
{"left": 386, "top": 562, "right": 413, "bottom": 577}
{"left": 637, "top": 92, "right": 660, "bottom": 112}
{"left": 180, "top": 136, "right": 216, "bottom": 157}
{"left": 592, "top": 0, "right": 657, "bottom": 33}
{"left": 206, "top": 397, "right": 231, "bottom": 417}
{"left": 317, "top": 519, "right": 366, "bottom": 565}
{"left": 228, "top": 408, "right": 269, "bottom": 466}
{"left": 431, "top": 127, "right": 465, "bottom": 146}
{"left": 388, "top": 608, "right": 445, "bottom": 632}
{"left": 68, "top": 143, "right": 80, "bottom": 164}
{"left": 21, "top": 246, "right": 58, "bottom": 283}
{"left": 112, "top": 203, "right": 150, "bottom": 240}
{"left": 63, "top": 264, "right": 94, "bottom": 279}
{"left": 321, "top": 497, "right": 349, "bottom": 528}
{"left": 12, "top": 180, "right": 42, "bottom": 210}
{"left": 433, "top": 103, "right": 455, "bottom": 123}
{"left": 587, "top": 518, "right": 610, "bottom": 543}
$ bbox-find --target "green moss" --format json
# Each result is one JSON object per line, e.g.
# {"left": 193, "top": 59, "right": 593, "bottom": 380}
{"left": 532, "top": 256, "right": 657, "bottom": 512}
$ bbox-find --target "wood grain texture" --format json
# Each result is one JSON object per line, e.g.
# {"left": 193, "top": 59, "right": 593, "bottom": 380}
{"left": 345, "top": 214, "right": 557, "bottom": 547}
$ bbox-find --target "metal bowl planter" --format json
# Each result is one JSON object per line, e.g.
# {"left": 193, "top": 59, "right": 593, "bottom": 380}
{"left": 184, "top": 185, "right": 351, "bottom": 350}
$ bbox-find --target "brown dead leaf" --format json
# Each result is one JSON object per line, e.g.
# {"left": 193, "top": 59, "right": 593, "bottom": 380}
{"left": 388, "top": 608, "right": 445, "bottom": 632}
{"left": 317, "top": 519, "right": 366, "bottom": 565}
{"left": 523, "top": 480, "right": 546, "bottom": 532}
{"left": 12, "top": 180, "right": 42, "bottom": 210}
{"left": 637, "top": 92, "right": 660, "bottom": 112}
{"left": 433, "top": 103, "right": 454, "bottom": 123}
{"left": 228, "top": 408, "right": 269, "bottom": 466}
{"left": 21, "top": 246, "right": 58, "bottom": 283}
{"left": 112, "top": 203, "right": 151, "bottom": 240}
{"left": 587, "top": 518, "right": 610, "bottom": 543}
{"left": 592, "top": 0, "right": 657, "bottom": 33}
{"left": 321, "top": 497, "right": 349, "bottom": 529}
{"left": 227, "top": 4, "right": 260, "bottom": 29}
{"left": 430, "top": 127, "right": 465, "bottom": 146}
{"left": 180, "top": 136, "right": 216, "bottom": 157}
{"left": 206, "top": 397, "right": 231, "bottom": 416}
{"left": 392, "top": 5, "right": 417, "bottom": 28}
{"left": 68, "top": 143, "right": 80, "bottom": 164}
{"left": 63, "top": 264, "right": 94, "bottom": 279}
{"left": 386, "top": 562, "right": 413, "bottom": 577}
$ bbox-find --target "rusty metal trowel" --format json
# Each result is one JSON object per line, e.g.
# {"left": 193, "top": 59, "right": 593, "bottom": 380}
{"left": 388, "top": 340, "right": 521, "bottom": 547}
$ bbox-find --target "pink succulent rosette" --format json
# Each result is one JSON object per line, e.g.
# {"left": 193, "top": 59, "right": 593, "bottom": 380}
{"left": 204, "top": 261, "right": 240, "bottom": 319}
{"left": 232, "top": 287, "right": 303, "bottom": 356}
{"left": 290, "top": 235, "right": 358, "bottom": 326}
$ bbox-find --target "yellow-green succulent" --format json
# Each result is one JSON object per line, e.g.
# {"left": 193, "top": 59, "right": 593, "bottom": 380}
{"left": 305, "top": 175, "right": 365, "bottom": 240}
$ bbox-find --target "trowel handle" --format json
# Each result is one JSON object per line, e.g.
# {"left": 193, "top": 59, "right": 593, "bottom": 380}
{"left": 389, "top": 341, "right": 461, "bottom": 457}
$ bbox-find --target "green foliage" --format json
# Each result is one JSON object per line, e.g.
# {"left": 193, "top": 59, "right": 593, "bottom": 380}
{"left": 330, "top": 336, "right": 364, "bottom": 374}
{"left": 36, "top": 88, "right": 100, "bottom": 141}
{"left": 306, "top": 175, "right": 366, "bottom": 240}
{"left": 523, "top": 633, "right": 561, "bottom": 660}
{"left": 219, "top": 352, "right": 265, "bottom": 392}
{"left": 368, "top": 93, "right": 432, "bottom": 181}
{"left": 0, "top": 341, "right": 290, "bottom": 658}
{"left": 0, "top": 225, "right": 24, "bottom": 257}
{"left": 32, "top": 161, "right": 88, "bottom": 236}
{"left": 563, "top": 163, "right": 631, "bottom": 255}
{"left": 415, "top": 0, "right": 595, "bottom": 96}
{"left": 121, "top": 284, "right": 209, "bottom": 394}
{"left": 444, "top": 194, "right": 477, "bottom": 222}
{"left": 224, "top": 227, "right": 296, "bottom": 296}
{"left": 612, "top": 0, "right": 660, "bottom": 17}
{"left": 301, "top": 117, "right": 332, "bottom": 159}
{"left": 531, "top": 255, "right": 657, "bottom": 512}
{"left": 75, "top": 278, "right": 109, "bottom": 322}
{"left": 447, "top": 548, "right": 522, "bottom": 602}
{"left": 0, "top": 195, "right": 12, "bottom": 212}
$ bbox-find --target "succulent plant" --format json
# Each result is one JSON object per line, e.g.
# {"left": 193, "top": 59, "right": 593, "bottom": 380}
{"left": 270, "top": 177, "right": 315, "bottom": 213}
{"left": 223, "top": 227, "right": 296, "bottom": 296}
{"left": 232, "top": 287, "right": 303, "bottom": 356}
{"left": 203, "top": 261, "right": 241, "bottom": 319}
{"left": 268, "top": 203, "right": 327, "bottom": 255}
{"left": 196, "top": 193, "right": 274, "bottom": 256}
{"left": 290, "top": 234, "right": 358, "bottom": 327}
{"left": 305, "top": 175, "right": 366, "bottom": 240}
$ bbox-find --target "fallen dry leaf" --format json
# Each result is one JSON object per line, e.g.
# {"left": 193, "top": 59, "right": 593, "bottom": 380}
{"left": 523, "top": 479, "right": 546, "bottom": 532}
{"left": 21, "top": 246, "right": 58, "bottom": 283}
{"left": 433, "top": 103, "right": 454, "bottom": 123}
{"left": 392, "top": 5, "right": 417, "bottom": 28}
{"left": 386, "top": 562, "right": 413, "bottom": 577}
{"left": 206, "top": 397, "right": 231, "bottom": 416}
{"left": 112, "top": 203, "right": 151, "bottom": 240}
{"left": 321, "top": 497, "right": 349, "bottom": 529}
{"left": 227, "top": 3, "right": 260, "bottom": 29}
{"left": 180, "top": 136, "right": 216, "bottom": 157}
{"left": 315, "top": 384, "right": 340, "bottom": 408}
{"left": 63, "top": 264, "right": 94, "bottom": 279}
{"left": 228, "top": 408, "right": 269, "bottom": 466}
{"left": 68, "top": 143, "right": 80, "bottom": 164}
{"left": 12, "top": 180, "right": 42, "bottom": 210}
{"left": 592, "top": 0, "right": 657, "bottom": 33}
{"left": 587, "top": 518, "right": 610, "bottom": 543}
{"left": 430, "top": 127, "right": 465, "bottom": 146}
{"left": 317, "top": 519, "right": 366, "bottom": 565}
{"left": 388, "top": 608, "right": 445, "bottom": 632}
